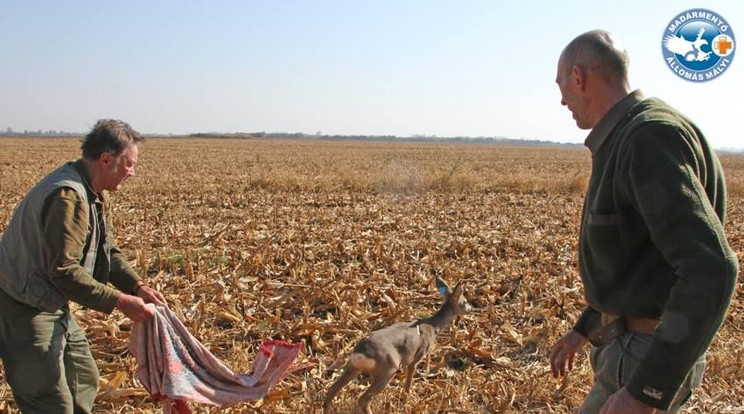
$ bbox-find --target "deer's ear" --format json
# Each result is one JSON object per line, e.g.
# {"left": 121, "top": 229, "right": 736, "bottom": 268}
{"left": 436, "top": 277, "right": 450, "bottom": 295}
{"left": 452, "top": 281, "right": 464, "bottom": 297}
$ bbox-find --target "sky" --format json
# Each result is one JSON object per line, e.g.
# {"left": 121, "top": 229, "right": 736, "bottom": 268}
{"left": 1, "top": 1, "right": 742, "bottom": 149}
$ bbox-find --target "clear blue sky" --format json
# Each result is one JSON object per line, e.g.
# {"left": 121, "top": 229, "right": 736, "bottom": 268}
{"left": 1, "top": 1, "right": 742, "bottom": 148}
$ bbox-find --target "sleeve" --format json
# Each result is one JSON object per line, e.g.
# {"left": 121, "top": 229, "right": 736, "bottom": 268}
{"left": 620, "top": 124, "right": 738, "bottom": 409}
{"left": 573, "top": 306, "right": 601, "bottom": 338}
{"left": 42, "top": 188, "right": 122, "bottom": 313}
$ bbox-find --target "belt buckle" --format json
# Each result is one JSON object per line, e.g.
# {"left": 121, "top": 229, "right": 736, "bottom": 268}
{"left": 587, "top": 318, "right": 626, "bottom": 347}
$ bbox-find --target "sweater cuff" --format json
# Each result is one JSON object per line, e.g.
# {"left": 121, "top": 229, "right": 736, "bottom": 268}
{"left": 625, "top": 371, "right": 677, "bottom": 411}
{"left": 573, "top": 306, "right": 601, "bottom": 338}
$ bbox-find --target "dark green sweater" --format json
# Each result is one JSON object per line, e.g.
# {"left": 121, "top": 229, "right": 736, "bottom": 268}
{"left": 573, "top": 90, "right": 738, "bottom": 410}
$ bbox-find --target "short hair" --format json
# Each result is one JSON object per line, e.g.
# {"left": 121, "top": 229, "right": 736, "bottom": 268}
{"left": 562, "top": 30, "right": 630, "bottom": 84}
{"left": 80, "top": 119, "right": 144, "bottom": 160}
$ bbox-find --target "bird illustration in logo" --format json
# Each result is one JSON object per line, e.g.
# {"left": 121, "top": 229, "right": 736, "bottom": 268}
{"left": 664, "top": 27, "right": 712, "bottom": 61}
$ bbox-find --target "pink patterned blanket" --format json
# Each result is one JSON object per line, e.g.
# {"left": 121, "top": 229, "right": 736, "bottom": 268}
{"left": 129, "top": 304, "right": 302, "bottom": 413}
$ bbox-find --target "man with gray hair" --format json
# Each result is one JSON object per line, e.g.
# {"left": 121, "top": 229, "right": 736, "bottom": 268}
{"left": 549, "top": 30, "right": 738, "bottom": 413}
{"left": 0, "top": 119, "right": 167, "bottom": 413}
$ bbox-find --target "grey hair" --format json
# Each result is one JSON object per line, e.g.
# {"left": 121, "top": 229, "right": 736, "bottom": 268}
{"left": 80, "top": 119, "right": 144, "bottom": 160}
{"left": 562, "top": 30, "right": 630, "bottom": 84}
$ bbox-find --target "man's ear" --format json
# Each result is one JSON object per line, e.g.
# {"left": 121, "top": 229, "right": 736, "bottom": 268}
{"left": 99, "top": 152, "right": 113, "bottom": 166}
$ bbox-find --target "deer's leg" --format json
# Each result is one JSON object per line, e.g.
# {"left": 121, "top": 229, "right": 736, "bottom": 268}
{"left": 404, "top": 362, "right": 417, "bottom": 394}
{"left": 323, "top": 364, "right": 362, "bottom": 414}
{"left": 398, "top": 361, "right": 420, "bottom": 405}
{"left": 357, "top": 368, "right": 396, "bottom": 414}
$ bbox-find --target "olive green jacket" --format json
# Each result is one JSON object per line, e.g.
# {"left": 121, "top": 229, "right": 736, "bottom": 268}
{"left": 0, "top": 160, "right": 141, "bottom": 313}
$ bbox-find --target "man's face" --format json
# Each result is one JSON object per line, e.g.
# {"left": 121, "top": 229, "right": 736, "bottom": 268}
{"left": 101, "top": 144, "right": 138, "bottom": 192}
{"left": 556, "top": 56, "right": 591, "bottom": 130}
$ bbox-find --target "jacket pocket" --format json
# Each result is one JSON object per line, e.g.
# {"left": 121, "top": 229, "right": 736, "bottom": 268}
{"left": 584, "top": 213, "right": 625, "bottom": 266}
{"left": 23, "top": 272, "right": 67, "bottom": 313}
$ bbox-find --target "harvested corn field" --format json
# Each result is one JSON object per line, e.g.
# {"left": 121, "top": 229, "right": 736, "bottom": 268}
{"left": 0, "top": 137, "right": 742, "bottom": 413}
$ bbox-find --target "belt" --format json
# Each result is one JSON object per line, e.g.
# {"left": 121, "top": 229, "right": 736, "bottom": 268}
{"left": 587, "top": 313, "right": 661, "bottom": 346}
{"left": 601, "top": 313, "right": 660, "bottom": 336}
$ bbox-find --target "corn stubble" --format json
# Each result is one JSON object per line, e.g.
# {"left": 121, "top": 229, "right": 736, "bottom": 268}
{"left": 1, "top": 138, "right": 742, "bottom": 413}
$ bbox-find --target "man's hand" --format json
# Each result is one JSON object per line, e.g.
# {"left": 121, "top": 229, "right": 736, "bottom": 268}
{"left": 135, "top": 284, "right": 167, "bottom": 306}
{"left": 115, "top": 294, "right": 156, "bottom": 322}
{"left": 550, "top": 330, "right": 588, "bottom": 377}
{"left": 600, "top": 387, "right": 656, "bottom": 414}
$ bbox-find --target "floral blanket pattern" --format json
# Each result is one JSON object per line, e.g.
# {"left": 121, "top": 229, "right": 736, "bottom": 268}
{"left": 129, "top": 304, "right": 302, "bottom": 413}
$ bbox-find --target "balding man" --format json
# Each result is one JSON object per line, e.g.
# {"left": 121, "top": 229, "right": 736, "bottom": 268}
{"left": 549, "top": 30, "right": 738, "bottom": 414}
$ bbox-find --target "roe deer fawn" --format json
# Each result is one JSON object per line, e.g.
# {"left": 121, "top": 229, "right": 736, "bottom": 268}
{"left": 322, "top": 277, "right": 472, "bottom": 414}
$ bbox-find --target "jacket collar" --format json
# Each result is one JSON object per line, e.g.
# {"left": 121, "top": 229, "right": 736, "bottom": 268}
{"left": 72, "top": 159, "right": 104, "bottom": 204}
{"left": 585, "top": 89, "right": 645, "bottom": 153}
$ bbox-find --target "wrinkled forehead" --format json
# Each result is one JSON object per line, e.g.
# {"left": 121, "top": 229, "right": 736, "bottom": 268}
{"left": 556, "top": 52, "right": 569, "bottom": 81}
{"left": 555, "top": 53, "right": 565, "bottom": 82}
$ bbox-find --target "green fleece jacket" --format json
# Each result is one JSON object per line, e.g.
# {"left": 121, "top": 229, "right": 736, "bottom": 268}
{"left": 573, "top": 90, "right": 738, "bottom": 410}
